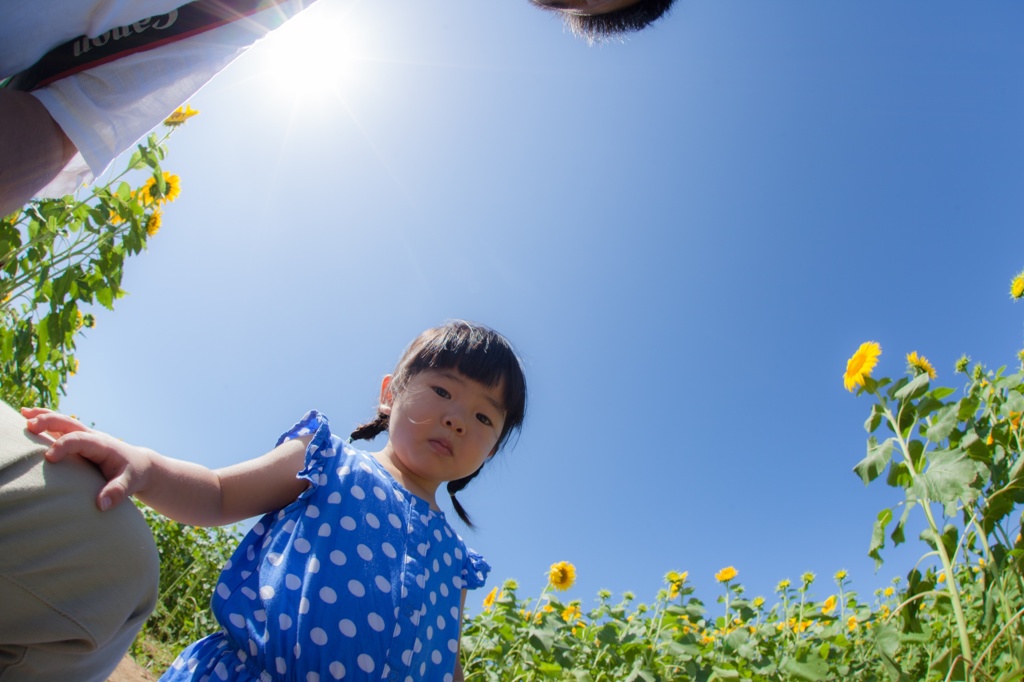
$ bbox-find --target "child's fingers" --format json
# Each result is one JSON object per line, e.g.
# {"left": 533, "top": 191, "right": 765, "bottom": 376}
{"left": 20, "top": 406, "right": 54, "bottom": 418}
{"left": 24, "top": 411, "right": 90, "bottom": 437}
{"left": 43, "top": 431, "right": 113, "bottom": 464}
{"left": 43, "top": 432, "right": 145, "bottom": 509}
{"left": 97, "top": 472, "right": 135, "bottom": 511}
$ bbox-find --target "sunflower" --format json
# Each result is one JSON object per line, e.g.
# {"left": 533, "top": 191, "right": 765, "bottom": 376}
{"left": 786, "top": 618, "right": 810, "bottom": 633}
{"left": 140, "top": 172, "right": 181, "bottom": 206}
{"left": 482, "top": 587, "right": 497, "bottom": 611}
{"left": 715, "top": 566, "right": 738, "bottom": 583}
{"left": 1011, "top": 270, "right": 1024, "bottom": 300}
{"left": 561, "top": 604, "right": 582, "bottom": 623}
{"left": 163, "top": 104, "right": 200, "bottom": 128}
{"left": 146, "top": 210, "right": 163, "bottom": 238}
{"left": 906, "top": 351, "right": 936, "bottom": 380}
{"left": 843, "top": 341, "right": 881, "bottom": 392}
{"left": 548, "top": 561, "right": 576, "bottom": 591}
{"left": 821, "top": 595, "right": 837, "bottom": 615}
{"left": 665, "top": 570, "right": 688, "bottom": 596}
{"left": 955, "top": 354, "right": 970, "bottom": 374}
{"left": 834, "top": 569, "right": 848, "bottom": 582}
{"left": 847, "top": 615, "right": 858, "bottom": 631}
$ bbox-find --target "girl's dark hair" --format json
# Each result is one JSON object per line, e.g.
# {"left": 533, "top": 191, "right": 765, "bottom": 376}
{"left": 529, "top": 0, "right": 675, "bottom": 43}
{"left": 350, "top": 320, "right": 527, "bottom": 526}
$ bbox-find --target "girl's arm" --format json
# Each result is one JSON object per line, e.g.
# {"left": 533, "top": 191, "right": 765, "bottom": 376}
{"left": 22, "top": 408, "right": 310, "bottom": 526}
{"left": 454, "top": 589, "right": 468, "bottom": 682}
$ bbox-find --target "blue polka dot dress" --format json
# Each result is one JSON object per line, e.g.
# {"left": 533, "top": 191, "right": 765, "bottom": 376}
{"left": 160, "top": 411, "right": 491, "bottom": 682}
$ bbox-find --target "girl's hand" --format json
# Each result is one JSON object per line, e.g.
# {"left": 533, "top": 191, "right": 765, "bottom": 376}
{"left": 20, "top": 407, "right": 90, "bottom": 441}
{"left": 22, "top": 407, "right": 152, "bottom": 512}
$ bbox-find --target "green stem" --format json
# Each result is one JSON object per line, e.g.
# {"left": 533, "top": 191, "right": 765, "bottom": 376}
{"left": 880, "top": 397, "right": 974, "bottom": 667}
{"left": 972, "top": 606, "right": 1024, "bottom": 674}
{"left": 967, "top": 508, "right": 1017, "bottom": 633}
{"left": 504, "top": 584, "right": 550, "bottom": 677}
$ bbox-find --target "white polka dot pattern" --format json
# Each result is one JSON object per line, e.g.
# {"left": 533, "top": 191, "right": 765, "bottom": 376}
{"left": 162, "top": 411, "right": 491, "bottom": 682}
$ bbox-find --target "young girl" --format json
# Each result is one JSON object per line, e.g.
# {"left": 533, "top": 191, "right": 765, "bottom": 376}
{"left": 23, "top": 320, "right": 527, "bottom": 682}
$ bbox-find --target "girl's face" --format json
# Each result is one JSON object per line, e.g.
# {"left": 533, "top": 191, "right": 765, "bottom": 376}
{"left": 379, "top": 369, "right": 507, "bottom": 496}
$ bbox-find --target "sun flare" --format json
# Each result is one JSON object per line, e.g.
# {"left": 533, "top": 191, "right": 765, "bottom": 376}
{"left": 254, "top": 4, "right": 367, "bottom": 104}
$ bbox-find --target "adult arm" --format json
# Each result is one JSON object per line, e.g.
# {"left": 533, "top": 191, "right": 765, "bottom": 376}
{"left": 0, "top": 90, "right": 77, "bottom": 217}
{"left": 22, "top": 408, "right": 310, "bottom": 526}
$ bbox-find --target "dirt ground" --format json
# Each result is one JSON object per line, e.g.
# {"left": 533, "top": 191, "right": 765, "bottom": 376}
{"left": 107, "top": 656, "right": 156, "bottom": 682}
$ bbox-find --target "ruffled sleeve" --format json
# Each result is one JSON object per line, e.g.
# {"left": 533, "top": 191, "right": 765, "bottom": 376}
{"left": 276, "top": 410, "right": 336, "bottom": 499}
{"left": 460, "top": 548, "right": 491, "bottom": 590}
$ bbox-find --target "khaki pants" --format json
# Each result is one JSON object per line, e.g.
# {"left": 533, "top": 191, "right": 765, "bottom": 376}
{"left": 0, "top": 402, "right": 159, "bottom": 682}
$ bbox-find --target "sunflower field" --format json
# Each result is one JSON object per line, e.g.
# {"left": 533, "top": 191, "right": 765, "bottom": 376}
{"left": 458, "top": 284, "right": 1024, "bottom": 681}
{"left": 132, "top": 284, "right": 1024, "bottom": 680}
{"left": 0, "top": 106, "right": 194, "bottom": 410}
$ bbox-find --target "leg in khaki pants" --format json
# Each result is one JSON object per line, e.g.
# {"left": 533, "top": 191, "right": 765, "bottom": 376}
{"left": 0, "top": 401, "right": 159, "bottom": 682}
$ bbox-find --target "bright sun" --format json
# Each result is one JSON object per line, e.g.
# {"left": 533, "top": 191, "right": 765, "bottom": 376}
{"left": 253, "top": 3, "right": 366, "bottom": 104}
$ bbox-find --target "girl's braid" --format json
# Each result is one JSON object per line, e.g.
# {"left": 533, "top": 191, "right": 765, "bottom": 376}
{"left": 447, "top": 467, "right": 484, "bottom": 527}
{"left": 349, "top": 412, "right": 388, "bottom": 442}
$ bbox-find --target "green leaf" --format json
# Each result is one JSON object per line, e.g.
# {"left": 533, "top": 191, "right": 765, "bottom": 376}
{"left": 596, "top": 623, "right": 620, "bottom": 646}
{"left": 920, "top": 525, "right": 958, "bottom": 559}
{"left": 885, "top": 461, "right": 911, "bottom": 489}
{"left": 626, "top": 669, "right": 657, "bottom": 682}
{"left": 912, "top": 449, "right": 980, "bottom": 503}
{"left": 895, "top": 372, "right": 930, "bottom": 401}
{"left": 865, "top": 404, "right": 884, "bottom": 433}
{"left": 96, "top": 286, "right": 114, "bottom": 309}
{"left": 981, "top": 481, "right": 1024, "bottom": 535}
{"left": 854, "top": 437, "right": 895, "bottom": 485}
{"left": 958, "top": 395, "right": 981, "bottom": 422}
{"left": 891, "top": 501, "right": 913, "bottom": 548}
{"left": 1003, "top": 390, "right": 1024, "bottom": 416}
{"left": 528, "top": 627, "right": 554, "bottom": 654}
{"left": 869, "top": 508, "right": 893, "bottom": 568}
{"left": 925, "top": 404, "right": 958, "bottom": 444}
{"left": 664, "top": 640, "right": 699, "bottom": 657}
{"left": 871, "top": 623, "right": 904, "bottom": 681}
{"left": 781, "top": 654, "right": 828, "bottom": 681}
{"left": 127, "top": 148, "right": 145, "bottom": 170}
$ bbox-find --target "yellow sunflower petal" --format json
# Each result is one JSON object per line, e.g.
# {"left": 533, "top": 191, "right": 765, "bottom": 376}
{"left": 548, "top": 561, "right": 576, "bottom": 591}
{"left": 844, "top": 341, "right": 881, "bottom": 392}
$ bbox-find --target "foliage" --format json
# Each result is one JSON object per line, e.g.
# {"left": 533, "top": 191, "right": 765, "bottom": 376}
{"left": 463, "top": 568, "right": 912, "bottom": 681}
{"left": 131, "top": 503, "right": 241, "bottom": 673}
{"left": 461, "top": 556, "right": 1018, "bottom": 681}
{"left": 130, "top": 272, "right": 1024, "bottom": 681}
{"left": 460, "top": 277, "right": 1024, "bottom": 681}
{"left": 0, "top": 111, "right": 190, "bottom": 409}
{"left": 845, "top": 345, "right": 1024, "bottom": 680}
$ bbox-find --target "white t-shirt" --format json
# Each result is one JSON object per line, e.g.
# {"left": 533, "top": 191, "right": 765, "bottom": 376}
{"left": 1, "top": 1, "right": 314, "bottom": 196}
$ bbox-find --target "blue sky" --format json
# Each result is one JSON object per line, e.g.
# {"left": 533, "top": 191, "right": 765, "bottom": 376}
{"left": 61, "top": 0, "right": 1024, "bottom": 616}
